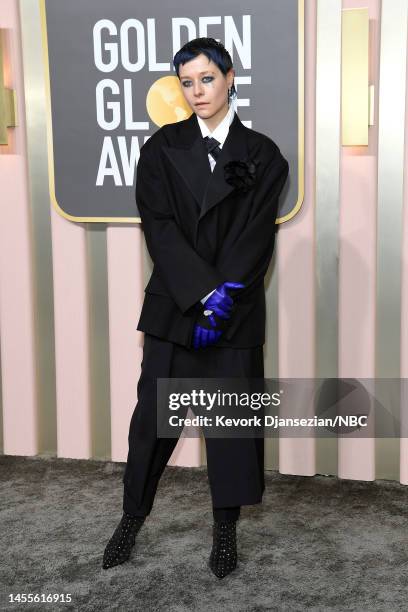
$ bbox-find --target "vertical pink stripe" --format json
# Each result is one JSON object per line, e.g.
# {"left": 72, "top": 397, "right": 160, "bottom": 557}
{"left": 107, "top": 226, "right": 201, "bottom": 466}
{"left": 338, "top": 0, "right": 380, "bottom": 481}
{"left": 51, "top": 208, "right": 91, "bottom": 458}
{"left": 400, "top": 12, "right": 408, "bottom": 485}
{"left": 278, "top": 0, "right": 317, "bottom": 476}
{"left": 0, "top": 0, "right": 38, "bottom": 454}
{"left": 107, "top": 226, "right": 144, "bottom": 462}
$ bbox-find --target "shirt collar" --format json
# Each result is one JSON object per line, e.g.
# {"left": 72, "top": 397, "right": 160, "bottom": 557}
{"left": 196, "top": 104, "right": 235, "bottom": 147}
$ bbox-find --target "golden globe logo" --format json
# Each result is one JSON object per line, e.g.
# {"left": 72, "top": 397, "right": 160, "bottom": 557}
{"left": 146, "top": 76, "right": 192, "bottom": 126}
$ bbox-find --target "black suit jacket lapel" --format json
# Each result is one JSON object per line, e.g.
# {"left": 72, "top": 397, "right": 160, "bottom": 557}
{"left": 162, "top": 111, "right": 249, "bottom": 221}
{"left": 162, "top": 118, "right": 211, "bottom": 214}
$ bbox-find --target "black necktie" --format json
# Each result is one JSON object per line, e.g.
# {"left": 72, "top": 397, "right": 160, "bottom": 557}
{"left": 203, "top": 136, "right": 222, "bottom": 162}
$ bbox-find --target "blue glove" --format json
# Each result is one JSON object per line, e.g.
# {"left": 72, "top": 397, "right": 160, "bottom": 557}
{"left": 201, "top": 281, "right": 245, "bottom": 329}
{"left": 193, "top": 281, "right": 246, "bottom": 349}
{"left": 193, "top": 324, "right": 222, "bottom": 349}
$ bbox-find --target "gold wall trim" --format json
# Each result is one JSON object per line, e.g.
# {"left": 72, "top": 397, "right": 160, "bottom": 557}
{"left": 341, "top": 8, "right": 369, "bottom": 146}
{"left": 315, "top": 0, "right": 341, "bottom": 378}
{"left": 0, "top": 28, "right": 18, "bottom": 145}
{"left": 19, "top": 0, "right": 57, "bottom": 452}
{"left": 276, "top": 0, "right": 305, "bottom": 225}
{"left": 315, "top": 0, "right": 342, "bottom": 475}
{"left": 375, "top": 0, "right": 408, "bottom": 479}
{"left": 376, "top": 0, "right": 407, "bottom": 378}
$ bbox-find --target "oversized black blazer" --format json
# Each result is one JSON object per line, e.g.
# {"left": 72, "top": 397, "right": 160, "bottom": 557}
{"left": 135, "top": 110, "right": 289, "bottom": 348}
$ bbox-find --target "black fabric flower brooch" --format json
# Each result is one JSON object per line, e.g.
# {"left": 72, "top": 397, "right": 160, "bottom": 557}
{"left": 223, "top": 158, "right": 259, "bottom": 193}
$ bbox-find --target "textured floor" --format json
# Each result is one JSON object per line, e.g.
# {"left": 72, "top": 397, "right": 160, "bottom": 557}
{"left": 1, "top": 454, "right": 408, "bottom": 612}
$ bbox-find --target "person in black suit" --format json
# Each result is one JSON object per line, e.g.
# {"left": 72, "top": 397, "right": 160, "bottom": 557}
{"left": 103, "top": 37, "right": 289, "bottom": 579}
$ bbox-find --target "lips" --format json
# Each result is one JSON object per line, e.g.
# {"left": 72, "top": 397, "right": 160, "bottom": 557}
{"left": 196, "top": 102, "right": 208, "bottom": 106}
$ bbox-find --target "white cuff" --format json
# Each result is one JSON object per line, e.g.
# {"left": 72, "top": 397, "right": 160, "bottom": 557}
{"left": 200, "top": 288, "right": 216, "bottom": 304}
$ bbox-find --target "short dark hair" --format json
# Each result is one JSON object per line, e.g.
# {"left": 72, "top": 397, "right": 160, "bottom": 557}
{"left": 173, "top": 37, "right": 237, "bottom": 98}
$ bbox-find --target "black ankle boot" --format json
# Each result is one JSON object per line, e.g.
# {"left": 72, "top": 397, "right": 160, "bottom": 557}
{"left": 208, "top": 520, "right": 238, "bottom": 579}
{"left": 102, "top": 512, "right": 146, "bottom": 570}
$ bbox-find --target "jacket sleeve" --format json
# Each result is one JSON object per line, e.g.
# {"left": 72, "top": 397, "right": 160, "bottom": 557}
{"left": 215, "top": 144, "right": 289, "bottom": 298}
{"left": 136, "top": 142, "right": 227, "bottom": 314}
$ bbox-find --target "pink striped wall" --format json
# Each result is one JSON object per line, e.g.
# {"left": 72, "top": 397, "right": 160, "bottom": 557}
{"left": 278, "top": 0, "right": 316, "bottom": 475}
{"left": 106, "top": 226, "right": 201, "bottom": 465}
{"left": 400, "top": 1, "right": 408, "bottom": 484}
{"left": 338, "top": 0, "right": 380, "bottom": 480}
{"left": 0, "top": 0, "right": 37, "bottom": 455}
{"left": 1, "top": 0, "right": 408, "bottom": 485}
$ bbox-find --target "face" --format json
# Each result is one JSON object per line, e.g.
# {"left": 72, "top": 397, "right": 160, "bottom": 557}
{"left": 178, "top": 53, "right": 234, "bottom": 129}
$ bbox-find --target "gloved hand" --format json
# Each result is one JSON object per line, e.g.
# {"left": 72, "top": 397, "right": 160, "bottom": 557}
{"left": 193, "top": 323, "right": 222, "bottom": 349}
{"left": 201, "top": 281, "right": 245, "bottom": 328}
{"left": 193, "top": 281, "right": 245, "bottom": 349}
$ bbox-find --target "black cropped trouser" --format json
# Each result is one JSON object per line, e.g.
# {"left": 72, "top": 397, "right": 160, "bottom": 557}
{"left": 122, "top": 334, "right": 265, "bottom": 522}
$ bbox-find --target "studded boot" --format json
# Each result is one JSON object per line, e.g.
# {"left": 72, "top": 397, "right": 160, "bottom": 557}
{"left": 102, "top": 512, "right": 146, "bottom": 570}
{"left": 208, "top": 520, "right": 238, "bottom": 579}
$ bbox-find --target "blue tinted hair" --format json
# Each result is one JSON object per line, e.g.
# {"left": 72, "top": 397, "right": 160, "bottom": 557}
{"left": 173, "top": 37, "right": 237, "bottom": 97}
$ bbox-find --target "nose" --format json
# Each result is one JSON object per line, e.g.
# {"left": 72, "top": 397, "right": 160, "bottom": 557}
{"left": 192, "top": 80, "right": 204, "bottom": 97}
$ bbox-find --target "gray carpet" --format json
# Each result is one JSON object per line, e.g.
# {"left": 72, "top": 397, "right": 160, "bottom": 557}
{"left": 1, "top": 455, "right": 408, "bottom": 612}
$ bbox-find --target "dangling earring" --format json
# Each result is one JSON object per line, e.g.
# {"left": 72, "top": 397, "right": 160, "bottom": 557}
{"left": 228, "top": 84, "right": 238, "bottom": 113}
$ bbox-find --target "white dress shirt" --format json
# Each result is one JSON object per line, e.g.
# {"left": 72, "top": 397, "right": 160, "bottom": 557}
{"left": 196, "top": 104, "right": 235, "bottom": 305}
{"left": 196, "top": 103, "right": 235, "bottom": 172}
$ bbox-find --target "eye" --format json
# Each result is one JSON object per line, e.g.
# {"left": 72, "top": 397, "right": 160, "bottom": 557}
{"left": 181, "top": 76, "right": 214, "bottom": 87}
